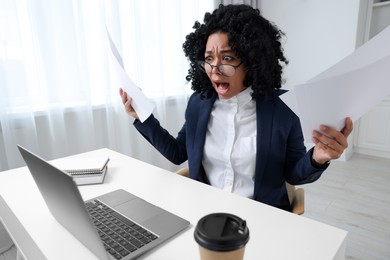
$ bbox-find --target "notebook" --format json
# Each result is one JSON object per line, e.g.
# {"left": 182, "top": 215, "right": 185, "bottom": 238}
{"left": 17, "top": 145, "right": 190, "bottom": 260}
{"left": 53, "top": 157, "right": 110, "bottom": 185}
{"left": 67, "top": 165, "right": 108, "bottom": 185}
{"left": 62, "top": 157, "right": 110, "bottom": 174}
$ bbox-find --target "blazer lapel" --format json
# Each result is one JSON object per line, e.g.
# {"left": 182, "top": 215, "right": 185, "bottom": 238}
{"left": 254, "top": 96, "right": 275, "bottom": 196}
{"left": 192, "top": 94, "right": 216, "bottom": 180}
{"left": 194, "top": 95, "right": 216, "bottom": 148}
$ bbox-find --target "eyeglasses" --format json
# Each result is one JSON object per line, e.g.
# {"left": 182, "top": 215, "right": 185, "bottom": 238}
{"left": 197, "top": 61, "right": 243, "bottom": 77}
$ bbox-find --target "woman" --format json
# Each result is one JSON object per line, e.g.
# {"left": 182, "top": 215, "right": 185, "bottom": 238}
{"left": 119, "top": 4, "right": 353, "bottom": 211}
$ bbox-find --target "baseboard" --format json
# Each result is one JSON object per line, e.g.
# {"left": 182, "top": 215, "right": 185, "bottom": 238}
{"left": 354, "top": 147, "right": 390, "bottom": 160}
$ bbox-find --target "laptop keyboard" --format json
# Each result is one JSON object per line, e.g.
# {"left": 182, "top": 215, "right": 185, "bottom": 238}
{"left": 86, "top": 200, "right": 159, "bottom": 259}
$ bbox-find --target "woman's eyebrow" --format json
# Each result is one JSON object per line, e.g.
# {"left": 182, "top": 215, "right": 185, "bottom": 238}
{"left": 220, "top": 50, "right": 234, "bottom": 54}
{"left": 204, "top": 49, "right": 234, "bottom": 55}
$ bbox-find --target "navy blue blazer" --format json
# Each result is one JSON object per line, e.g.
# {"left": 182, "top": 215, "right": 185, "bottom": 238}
{"left": 134, "top": 90, "right": 327, "bottom": 211}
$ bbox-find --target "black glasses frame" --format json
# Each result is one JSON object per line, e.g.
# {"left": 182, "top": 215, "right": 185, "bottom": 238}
{"left": 197, "top": 61, "right": 243, "bottom": 76}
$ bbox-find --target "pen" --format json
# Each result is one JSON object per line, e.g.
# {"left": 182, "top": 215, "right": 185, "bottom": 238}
{"left": 100, "top": 158, "right": 110, "bottom": 171}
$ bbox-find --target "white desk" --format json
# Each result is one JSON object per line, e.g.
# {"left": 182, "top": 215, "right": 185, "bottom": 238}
{"left": 0, "top": 149, "right": 347, "bottom": 259}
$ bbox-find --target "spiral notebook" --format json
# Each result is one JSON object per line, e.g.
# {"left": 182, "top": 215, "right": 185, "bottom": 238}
{"left": 53, "top": 157, "right": 110, "bottom": 185}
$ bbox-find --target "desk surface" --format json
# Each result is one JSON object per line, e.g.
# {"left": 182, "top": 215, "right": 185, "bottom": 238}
{"left": 0, "top": 149, "right": 347, "bottom": 260}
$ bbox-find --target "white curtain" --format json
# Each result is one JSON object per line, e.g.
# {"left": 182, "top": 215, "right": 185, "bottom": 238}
{"left": 0, "top": 0, "right": 214, "bottom": 172}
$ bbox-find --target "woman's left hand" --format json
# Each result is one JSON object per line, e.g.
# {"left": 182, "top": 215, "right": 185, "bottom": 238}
{"left": 311, "top": 117, "right": 353, "bottom": 165}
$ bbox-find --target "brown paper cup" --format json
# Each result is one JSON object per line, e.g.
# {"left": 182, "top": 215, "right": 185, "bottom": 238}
{"left": 194, "top": 213, "right": 249, "bottom": 260}
{"left": 198, "top": 245, "right": 245, "bottom": 260}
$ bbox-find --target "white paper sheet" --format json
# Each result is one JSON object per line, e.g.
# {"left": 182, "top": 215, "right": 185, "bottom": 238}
{"left": 106, "top": 29, "right": 155, "bottom": 122}
{"left": 281, "top": 25, "right": 390, "bottom": 141}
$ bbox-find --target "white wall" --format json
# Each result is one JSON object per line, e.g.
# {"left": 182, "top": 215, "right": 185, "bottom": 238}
{"left": 259, "top": 0, "right": 362, "bottom": 160}
{"left": 259, "top": 0, "right": 361, "bottom": 88}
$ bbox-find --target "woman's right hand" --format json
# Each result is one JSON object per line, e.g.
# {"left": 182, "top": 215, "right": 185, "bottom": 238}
{"left": 119, "top": 88, "right": 140, "bottom": 120}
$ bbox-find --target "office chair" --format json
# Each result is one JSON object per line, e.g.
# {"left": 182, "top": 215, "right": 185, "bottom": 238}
{"left": 285, "top": 182, "right": 305, "bottom": 215}
{"left": 176, "top": 168, "right": 305, "bottom": 215}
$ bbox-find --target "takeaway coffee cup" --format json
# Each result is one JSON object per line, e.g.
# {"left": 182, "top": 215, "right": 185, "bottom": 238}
{"left": 194, "top": 213, "right": 250, "bottom": 260}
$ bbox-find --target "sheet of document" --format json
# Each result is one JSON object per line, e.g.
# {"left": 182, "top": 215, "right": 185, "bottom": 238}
{"left": 280, "top": 25, "right": 390, "bottom": 141}
{"left": 106, "top": 29, "right": 155, "bottom": 122}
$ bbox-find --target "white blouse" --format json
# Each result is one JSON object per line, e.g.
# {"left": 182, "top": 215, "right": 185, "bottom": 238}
{"left": 202, "top": 87, "right": 257, "bottom": 198}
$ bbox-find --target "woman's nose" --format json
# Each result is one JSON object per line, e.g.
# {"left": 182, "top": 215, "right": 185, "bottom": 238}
{"left": 210, "top": 61, "right": 222, "bottom": 75}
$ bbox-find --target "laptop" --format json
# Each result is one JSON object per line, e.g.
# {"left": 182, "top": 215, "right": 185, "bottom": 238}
{"left": 17, "top": 145, "right": 190, "bottom": 260}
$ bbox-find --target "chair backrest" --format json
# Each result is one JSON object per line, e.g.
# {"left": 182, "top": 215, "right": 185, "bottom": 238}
{"left": 286, "top": 182, "right": 295, "bottom": 205}
{"left": 286, "top": 182, "right": 305, "bottom": 215}
{"left": 176, "top": 168, "right": 190, "bottom": 178}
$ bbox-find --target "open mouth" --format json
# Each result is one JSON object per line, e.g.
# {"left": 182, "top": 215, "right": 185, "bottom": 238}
{"left": 216, "top": 82, "right": 229, "bottom": 90}
{"left": 213, "top": 81, "right": 230, "bottom": 93}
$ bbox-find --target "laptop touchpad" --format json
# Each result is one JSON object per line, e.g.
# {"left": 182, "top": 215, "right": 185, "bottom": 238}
{"left": 114, "top": 198, "right": 163, "bottom": 223}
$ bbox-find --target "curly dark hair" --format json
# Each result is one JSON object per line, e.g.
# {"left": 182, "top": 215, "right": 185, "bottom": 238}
{"left": 182, "top": 4, "right": 288, "bottom": 100}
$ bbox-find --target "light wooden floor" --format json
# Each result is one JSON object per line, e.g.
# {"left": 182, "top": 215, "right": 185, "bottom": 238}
{"left": 1, "top": 153, "right": 389, "bottom": 260}
{"left": 302, "top": 153, "right": 390, "bottom": 260}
